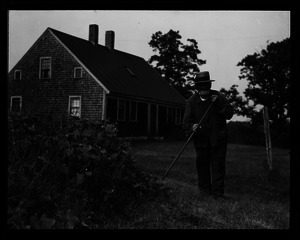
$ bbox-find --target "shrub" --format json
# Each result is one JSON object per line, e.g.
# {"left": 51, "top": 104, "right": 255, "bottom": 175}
{"left": 7, "top": 112, "right": 163, "bottom": 229}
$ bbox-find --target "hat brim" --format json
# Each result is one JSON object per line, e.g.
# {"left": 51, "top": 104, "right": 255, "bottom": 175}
{"left": 194, "top": 80, "right": 215, "bottom": 83}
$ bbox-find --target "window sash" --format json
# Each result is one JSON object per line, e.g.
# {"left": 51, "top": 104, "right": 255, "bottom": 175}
{"left": 69, "top": 96, "right": 81, "bottom": 117}
{"left": 14, "top": 70, "right": 21, "bottom": 80}
{"left": 40, "top": 57, "right": 51, "bottom": 79}
{"left": 11, "top": 96, "right": 22, "bottom": 112}
{"left": 129, "top": 101, "right": 137, "bottom": 122}
{"left": 167, "top": 107, "right": 175, "bottom": 124}
{"left": 74, "top": 67, "right": 83, "bottom": 78}
{"left": 117, "top": 100, "right": 126, "bottom": 121}
{"left": 175, "top": 108, "right": 181, "bottom": 125}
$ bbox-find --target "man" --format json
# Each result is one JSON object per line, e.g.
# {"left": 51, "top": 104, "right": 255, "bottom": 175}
{"left": 182, "top": 71, "right": 234, "bottom": 200}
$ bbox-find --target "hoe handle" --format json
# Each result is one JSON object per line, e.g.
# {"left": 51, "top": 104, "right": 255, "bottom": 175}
{"left": 162, "top": 131, "right": 195, "bottom": 180}
{"left": 162, "top": 100, "right": 215, "bottom": 180}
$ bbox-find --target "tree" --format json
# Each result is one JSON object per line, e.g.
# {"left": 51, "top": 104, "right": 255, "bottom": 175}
{"left": 220, "top": 84, "right": 252, "bottom": 117}
{"left": 227, "top": 38, "right": 290, "bottom": 129}
{"left": 148, "top": 30, "right": 206, "bottom": 99}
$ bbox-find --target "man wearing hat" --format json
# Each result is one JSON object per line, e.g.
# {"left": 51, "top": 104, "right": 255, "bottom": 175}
{"left": 182, "top": 71, "right": 234, "bottom": 200}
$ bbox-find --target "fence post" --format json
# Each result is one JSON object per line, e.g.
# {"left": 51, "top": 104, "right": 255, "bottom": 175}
{"left": 263, "top": 106, "right": 272, "bottom": 171}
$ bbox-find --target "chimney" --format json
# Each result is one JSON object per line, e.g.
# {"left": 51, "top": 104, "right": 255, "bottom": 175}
{"left": 105, "top": 31, "right": 115, "bottom": 50}
{"left": 89, "top": 24, "right": 99, "bottom": 45}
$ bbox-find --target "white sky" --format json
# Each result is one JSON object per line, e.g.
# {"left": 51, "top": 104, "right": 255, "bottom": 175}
{"left": 8, "top": 10, "right": 290, "bottom": 121}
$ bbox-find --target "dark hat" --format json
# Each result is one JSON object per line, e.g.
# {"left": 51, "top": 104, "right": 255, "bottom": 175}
{"left": 194, "top": 71, "right": 215, "bottom": 84}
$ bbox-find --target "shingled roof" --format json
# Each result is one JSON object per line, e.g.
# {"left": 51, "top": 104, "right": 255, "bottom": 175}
{"left": 49, "top": 27, "right": 186, "bottom": 106}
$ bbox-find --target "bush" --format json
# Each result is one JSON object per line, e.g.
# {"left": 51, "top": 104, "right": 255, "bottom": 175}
{"left": 7, "top": 112, "right": 163, "bottom": 229}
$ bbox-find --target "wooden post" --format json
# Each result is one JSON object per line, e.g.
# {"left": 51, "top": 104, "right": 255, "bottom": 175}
{"left": 263, "top": 106, "right": 272, "bottom": 171}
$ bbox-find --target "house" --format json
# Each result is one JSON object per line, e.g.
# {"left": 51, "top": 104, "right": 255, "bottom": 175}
{"left": 8, "top": 24, "right": 186, "bottom": 138}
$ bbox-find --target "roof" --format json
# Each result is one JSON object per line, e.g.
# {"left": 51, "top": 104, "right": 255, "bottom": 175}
{"left": 48, "top": 28, "right": 186, "bottom": 106}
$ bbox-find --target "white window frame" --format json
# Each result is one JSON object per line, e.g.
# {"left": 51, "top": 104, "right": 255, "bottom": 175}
{"left": 68, "top": 96, "right": 82, "bottom": 118}
{"left": 14, "top": 70, "right": 22, "bottom": 80}
{"left": 74, "top": 67, "right": 83, "bottom": 79}
{"left": 39, "top": 57, "right": 52, "bottom": 79}
{"left": 10, "top": 96, "right": 22, "bottom": 112}
{"left": 129, "top": 101, "right": 137, "bottom": 122}
{"left": 117, "top": 99, "right": 126, "bottom": 121}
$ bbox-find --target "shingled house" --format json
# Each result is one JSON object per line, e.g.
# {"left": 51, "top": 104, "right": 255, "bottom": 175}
{"left": 8, "top": 24, "right": 186, "bottom": 138}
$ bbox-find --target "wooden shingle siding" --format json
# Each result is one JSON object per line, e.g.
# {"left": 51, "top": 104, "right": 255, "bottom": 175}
{"left": 8, "top": 26, "right": 186, "bottom": 138}
{"left": 8, "top": 29, "right": 104, "bottom": 121}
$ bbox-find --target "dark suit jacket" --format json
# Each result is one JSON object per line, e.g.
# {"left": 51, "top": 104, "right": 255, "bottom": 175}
{"left": 182, "top": 90, "right": 234, "bottom": 147}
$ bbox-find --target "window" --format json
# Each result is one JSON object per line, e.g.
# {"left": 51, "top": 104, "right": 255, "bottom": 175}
{"left": 11, "top": 96, "right": 22, "bottom": 112}
{"left": 40, "top": 57, "right": 51, "bottom": 79}
{"left": 129, "top": 101, "right": 137, "bottom": 122}
{"left": 175, "top": 108, "right": 181, "bottom": 125}
{"left": 167, "top": 107, "right": 174, "bottom": 124}
{"left": 74, "top": 67, "right": 83, "bottom": 78}
{"left": 123, "top": 66, "right": 136, "bottom": 77}
{"left": 106, "top": 98, "right": 117, "bottom": 122}
{"left": 69, "top": 96, "right": 81, "bottom": 118}
{"left": 14, "top": 70, "right": 21, "bottom": 80}
{"left": 117, "top": 99, "right": 126, "bottom": 121}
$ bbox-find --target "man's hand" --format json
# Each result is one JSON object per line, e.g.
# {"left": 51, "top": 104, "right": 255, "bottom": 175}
{"left": 192, "top": 124, "right": 201, "bottom": 132}
{"left": 211, "top": 95, "right": 218, "bottom": 102}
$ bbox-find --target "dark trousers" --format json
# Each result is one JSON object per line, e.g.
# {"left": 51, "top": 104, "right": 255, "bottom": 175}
{"left": 194, "top": 141, "right": 227, "bottom": 197}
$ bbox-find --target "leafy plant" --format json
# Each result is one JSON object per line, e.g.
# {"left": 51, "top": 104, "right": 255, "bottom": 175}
{"left": 7, "top": 112, "right": 165, "bottom": 229}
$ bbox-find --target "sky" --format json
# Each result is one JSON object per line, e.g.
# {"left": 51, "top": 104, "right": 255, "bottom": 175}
{"left": 8, "top": 10, "right": 290, "bottom": 121}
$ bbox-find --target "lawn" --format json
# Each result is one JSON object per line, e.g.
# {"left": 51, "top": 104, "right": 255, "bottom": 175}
{"left": 121, "top": 141, "right": 291, "bottom": 229}
{"left": 7, "top": 113, "right": 292, "bottom": 230}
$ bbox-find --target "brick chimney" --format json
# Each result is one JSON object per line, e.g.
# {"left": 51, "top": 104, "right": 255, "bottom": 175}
{"left": 89, "top": 24, "right": 99, "bottom": 45}
{"left": 105, "top": 31, "right": 115, "bottom": 50}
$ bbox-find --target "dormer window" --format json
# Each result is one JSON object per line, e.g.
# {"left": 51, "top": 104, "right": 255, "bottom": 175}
{"left": 14, "top": 70, "right": 21, "bottom": 80}
{"left": 123, "top": 66, "right": 136, "bottom": 77}
{"left": 40, "top": 57, "right": 51, "bottom": 79}
{"left": 74, "top": 67, "right": 83, "bottom": 79}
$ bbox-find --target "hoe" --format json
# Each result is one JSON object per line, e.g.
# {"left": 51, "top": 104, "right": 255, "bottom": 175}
{"left": 162, "top": 98, "right": 216, "bottom": 180}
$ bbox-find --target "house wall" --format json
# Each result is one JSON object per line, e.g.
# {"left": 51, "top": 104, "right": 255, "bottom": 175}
{"left": 8, "top": 29, "right": 104, "bottom": 121}
{"left": 106, "top": 95, "right": 185, "bottom": 138}
{"left": 8, "top": 28, "right": 185, "bottom": 138}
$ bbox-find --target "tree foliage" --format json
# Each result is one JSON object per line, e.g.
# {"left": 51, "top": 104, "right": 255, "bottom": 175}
{"left": 220, "top": 84, "right": 253, "bottom": 117}
{"left": 221, "top": 38, "right": 290, "bottom": 129}
{"left": 148, "top": 30, "right": 206, "bottom": 99}
{"left": 236, "top": 38, "right": 291, "bottom": 128}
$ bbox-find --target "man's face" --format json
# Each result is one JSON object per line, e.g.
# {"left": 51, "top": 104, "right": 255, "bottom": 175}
{"left": 195, "top": 82, "right": 211, "bottom": 98}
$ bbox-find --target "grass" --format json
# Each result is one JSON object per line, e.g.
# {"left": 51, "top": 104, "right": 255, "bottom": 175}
{"left": 111, "top": 141, "right": 290, "bottom": 229}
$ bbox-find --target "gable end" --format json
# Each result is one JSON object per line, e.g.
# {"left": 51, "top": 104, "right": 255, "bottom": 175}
{"left": 48, "top": 28, "right": 110, "bottom": 94}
